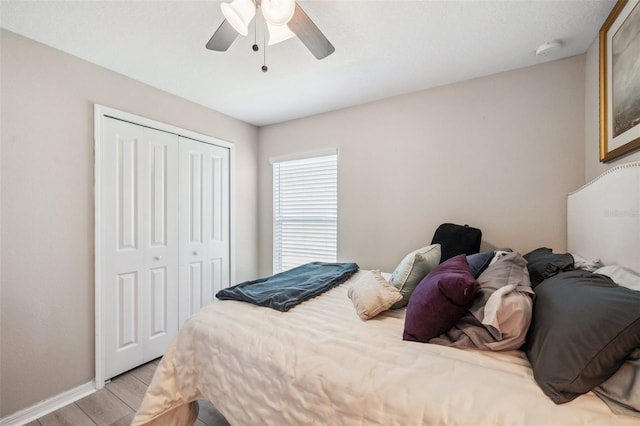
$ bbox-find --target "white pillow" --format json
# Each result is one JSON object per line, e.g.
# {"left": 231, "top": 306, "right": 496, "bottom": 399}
{"left": 571, "top": 253, "right": 604, "bottom": 272}
{"left": 389, "top": 244, "right": 441, "bottom": 308}
{"left": 595, "top": 265, "right": 640, "bottom": 292}
{"left": 348, "top": 270, "right": 402, "bottom": 320}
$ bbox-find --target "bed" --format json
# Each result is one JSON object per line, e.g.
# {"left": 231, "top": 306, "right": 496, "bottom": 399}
{"left": 132, "top": 162, "right": 640, "bottom": 426}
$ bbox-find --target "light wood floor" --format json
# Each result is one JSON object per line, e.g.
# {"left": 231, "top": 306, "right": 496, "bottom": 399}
{"left": 25, "top": 358, "right": 230, "bottom": 426}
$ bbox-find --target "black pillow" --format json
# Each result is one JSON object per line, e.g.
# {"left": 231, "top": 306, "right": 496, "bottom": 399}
{"left": 466, "top": 250, "right": 495, "bottom": 278}
{"left": 525, "top": 270, "right": 640, "bottom": 404}
{"left": 431, "top": 223, "right": 482, "bottom": 263}
{"left": 523, "top": 247, "right": 574, "bottom": 287}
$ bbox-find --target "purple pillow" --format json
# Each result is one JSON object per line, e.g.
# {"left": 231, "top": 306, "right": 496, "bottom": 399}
{"left": 403, "top": 254, "right": 478, "bottom": 343}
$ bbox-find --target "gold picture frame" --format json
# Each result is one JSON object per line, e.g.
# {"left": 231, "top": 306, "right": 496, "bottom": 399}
{"left": 599, "top": 0, "right": 640, "bottom": 162}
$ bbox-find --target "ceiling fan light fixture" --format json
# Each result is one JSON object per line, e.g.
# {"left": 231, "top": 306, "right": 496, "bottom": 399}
{"left": 261, "top": 0, "right": 295, "bottom": 26}
{"left": 207, "top": 0, "right": 335, "bottom": 62}
{"left": 221, "top": 0, "right": 256, "bottom": 36}
{"left": 267, "top": 22, "right": 295, "bottom": 45}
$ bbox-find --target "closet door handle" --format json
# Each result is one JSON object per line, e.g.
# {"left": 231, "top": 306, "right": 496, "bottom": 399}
{"left": 193, "top": 251, "right": 199, "bottom": 256}
{"left": 154, "top": 256, "right": 162, "bottom": 261}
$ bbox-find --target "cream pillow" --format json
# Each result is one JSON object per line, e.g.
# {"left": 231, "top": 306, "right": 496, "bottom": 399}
{"left": 595, "top": 265, "right": 640, "bottom": 292}
{"left": 389, "top": 244, "right": 441, "bottom": 308}
{"left": 348, "top": 270, "right": 402, "bottom": 320}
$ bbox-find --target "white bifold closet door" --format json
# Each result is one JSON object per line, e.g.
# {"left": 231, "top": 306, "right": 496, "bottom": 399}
{"left": 101, "top": 117, "right": 179, "bottom": 379}
{"left": 100, "top": 118, "right": 230, "bottom": 380}
{"left": 178, "top": 137, "right": 230, "bottom": 326}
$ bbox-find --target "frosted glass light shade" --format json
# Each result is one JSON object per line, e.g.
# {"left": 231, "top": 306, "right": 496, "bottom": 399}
{"left": 261, "top": 0, "right": 295, "bottom": 26}
{"left": 267, "top": 22, "right": 295, "bottom": 45}
{"left": 221, "top": 0, "right": 256, "bottom": 36}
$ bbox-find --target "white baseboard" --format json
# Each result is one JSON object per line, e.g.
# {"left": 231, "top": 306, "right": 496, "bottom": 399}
{"left": 0, "top": 381, "right": 96, "bottom": 426}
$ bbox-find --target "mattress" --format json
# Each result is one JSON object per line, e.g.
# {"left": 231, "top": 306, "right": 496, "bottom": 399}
{"left": 132, "top": 270, "right": 638, "bottom": 425}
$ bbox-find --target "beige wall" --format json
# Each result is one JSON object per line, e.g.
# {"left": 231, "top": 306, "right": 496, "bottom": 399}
{"left": 1, "top": 26, "right": 599, "bottom": 420}
{"left": 258, "top": 56, "right": 586, "bottom": 276}
{"left": 0, "top": 30, "right": 259, "bottom": 416}
{"left": 584, "top": 37, "right": 640, "bottom": 181}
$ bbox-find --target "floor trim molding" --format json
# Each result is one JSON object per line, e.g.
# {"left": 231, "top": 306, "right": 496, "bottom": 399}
{"left": 0, "top": 381, "right": 96, "bottom": 426}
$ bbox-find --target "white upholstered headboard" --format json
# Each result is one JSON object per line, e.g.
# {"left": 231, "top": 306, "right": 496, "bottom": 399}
{"left": 567, "top": 161, "right": 640, "bottom": 274}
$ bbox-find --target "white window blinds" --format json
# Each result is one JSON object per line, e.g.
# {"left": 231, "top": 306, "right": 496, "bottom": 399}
{"left": 273, "top": 153, "right": 337, "bottom": 273}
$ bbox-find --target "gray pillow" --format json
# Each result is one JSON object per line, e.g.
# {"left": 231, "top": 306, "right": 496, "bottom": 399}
{"left": 389, "top": 244, "right": 441, "bottom": 308}
{"left": 594, "top": 348, "right": 640, "bottom": 417}
{"left": 523, "top": 247, "right": 574, "bottom": 287}
{"left": 526, "top": 270, "right": 640, "bottom": 404}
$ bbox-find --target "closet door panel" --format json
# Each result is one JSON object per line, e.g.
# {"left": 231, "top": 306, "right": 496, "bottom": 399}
{"left": 210, "top": 257, "right": 224, "bottom": 300}
{"left": 142, "top": 128, "right": 179, "bottom": 360}
{"left": 116, "top": 271, "right": 139, "bottom": 350}
{"left": 102, "top": 118, "right": 179, "bottom": 379}
{"left": 179, "top": 138, "right": 230, "bottom": 326}
{"left": 117, "top": 137, "right": 139, "bottom": 251}
{"left": 179, "top": 145, "right": 205, "bottom": 325}
{"left": 148, "top": 267, "right": 168, "bottom": 337}
{"left": 207, "top": 148, "right": 230, "bottom": 297}
{"left": 102, "top": 119, "right": 145, "bottom": 378}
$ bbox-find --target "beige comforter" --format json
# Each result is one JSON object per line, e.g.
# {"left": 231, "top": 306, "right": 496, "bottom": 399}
{"left": 132, "top": 270, "right": 638, "bottom": 425}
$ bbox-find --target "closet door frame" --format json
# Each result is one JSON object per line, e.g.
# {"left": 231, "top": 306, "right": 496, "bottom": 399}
{"left": 94, "top": 104, "right": 236, "bottom": 389}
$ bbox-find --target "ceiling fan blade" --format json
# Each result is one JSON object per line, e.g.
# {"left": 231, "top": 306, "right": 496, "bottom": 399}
{"left": 206, "top": 19, "right": 239, "bottom": 51}
{"left": 288, "top": 3, "right": 335, "bottom": 60}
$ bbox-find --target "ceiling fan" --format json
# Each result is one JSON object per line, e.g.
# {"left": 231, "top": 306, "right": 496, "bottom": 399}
{"left": 206, "top": 0, "right": 335, "bottom": 62}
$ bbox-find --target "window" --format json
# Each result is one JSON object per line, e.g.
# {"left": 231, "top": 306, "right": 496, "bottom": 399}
{"left": 273, "top": 152, "right": 337, "bottom": 273}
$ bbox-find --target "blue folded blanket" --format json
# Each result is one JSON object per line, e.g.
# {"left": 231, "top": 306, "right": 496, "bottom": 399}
{"left": 216, "top": 262, "right": 359, "bottom": 311}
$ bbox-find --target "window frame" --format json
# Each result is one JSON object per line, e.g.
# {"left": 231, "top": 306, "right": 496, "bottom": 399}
{"left": 271, "top": 149, "right": 338, "bottom": 273}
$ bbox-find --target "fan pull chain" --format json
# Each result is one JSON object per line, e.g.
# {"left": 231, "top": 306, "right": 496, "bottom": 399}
{"left": 252, "top": 17, "right": 259, "bottom": 52}
{"left": 262, "top": 22, "right": 268, "bottom": 72}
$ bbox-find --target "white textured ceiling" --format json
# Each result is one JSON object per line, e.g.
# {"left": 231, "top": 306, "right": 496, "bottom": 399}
{"left": 1, "top": 0, "right": 615, "bottom": 126}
